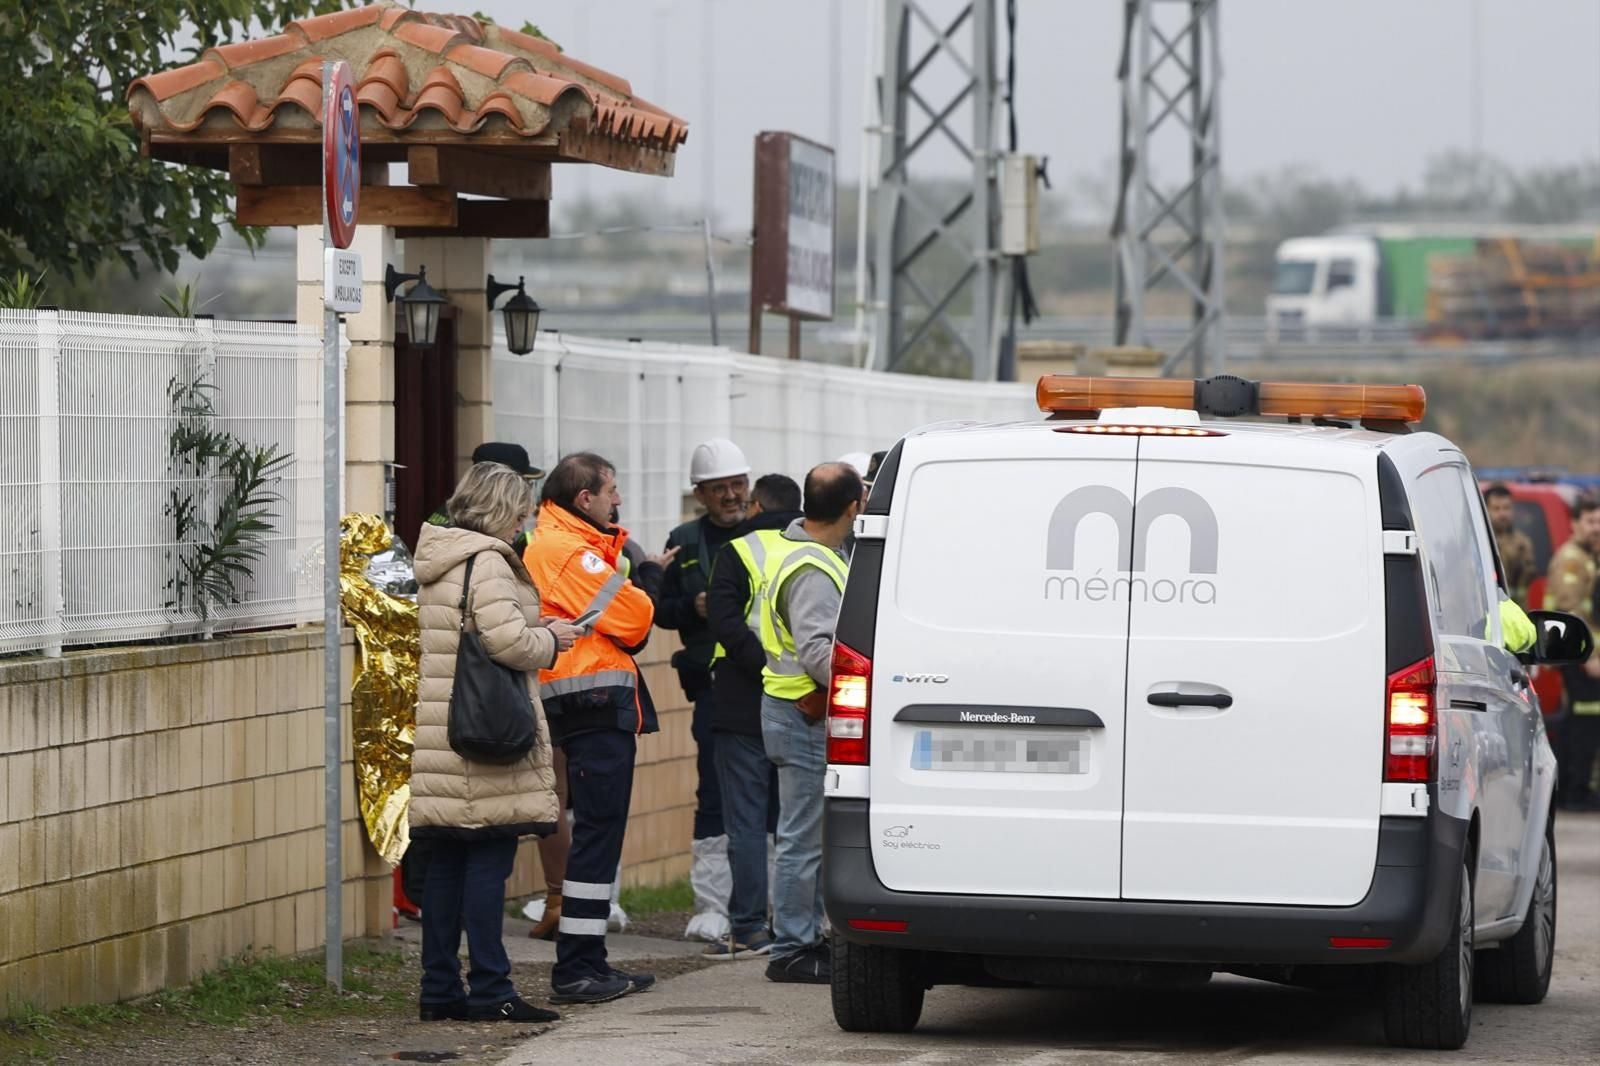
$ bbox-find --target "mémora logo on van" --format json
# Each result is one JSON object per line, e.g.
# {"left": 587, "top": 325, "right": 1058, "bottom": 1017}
{"left": 1042, "top": 486, "right": 1219, "bottom": 605}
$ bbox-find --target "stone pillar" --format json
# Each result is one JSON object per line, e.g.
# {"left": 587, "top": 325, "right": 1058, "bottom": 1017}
{"left": 296, "top": 224, "right": 396, "bottom": 516}
{"left": 402, "top": 237, "right": 494, "bottom": 479}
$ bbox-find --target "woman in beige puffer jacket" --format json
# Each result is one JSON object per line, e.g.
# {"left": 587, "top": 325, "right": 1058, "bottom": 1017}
{"left": 409, "top": 462, "right": 581, "bottom": 1024}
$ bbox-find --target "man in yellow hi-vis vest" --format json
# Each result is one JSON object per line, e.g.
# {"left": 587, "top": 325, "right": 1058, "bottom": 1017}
{"left": 756, "top": 462, "right": 863, "bottom": 984}
{"left": 702, "top": 474, "right": 804, "bottom": 961}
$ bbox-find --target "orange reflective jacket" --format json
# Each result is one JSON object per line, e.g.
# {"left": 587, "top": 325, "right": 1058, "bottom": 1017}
{"left": 524, "top": 501, "right": 657, "bottom": 738}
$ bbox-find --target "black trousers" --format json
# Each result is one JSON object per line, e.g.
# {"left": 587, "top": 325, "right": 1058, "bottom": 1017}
{"left": 554, "top": 728, "right": 637, "bottom": 984}
{"left": 1558, "top": 714, "right": 1600, "bottom": 806}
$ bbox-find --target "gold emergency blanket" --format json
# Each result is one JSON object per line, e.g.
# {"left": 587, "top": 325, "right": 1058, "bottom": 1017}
{"left": 339, "top": 513, "right": 419, "bottom": 867}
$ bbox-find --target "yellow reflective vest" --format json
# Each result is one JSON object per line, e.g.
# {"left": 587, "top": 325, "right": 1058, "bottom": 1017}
{"left": 758, "top": 537, "right": 849, "bottom": 700}
{"left": 710, "top": 528, "right": 787, "bottom": 666}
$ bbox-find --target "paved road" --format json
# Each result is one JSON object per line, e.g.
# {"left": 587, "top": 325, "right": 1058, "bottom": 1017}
{"left": 501, "top": 813, "right": 1600, "bottom": 1064}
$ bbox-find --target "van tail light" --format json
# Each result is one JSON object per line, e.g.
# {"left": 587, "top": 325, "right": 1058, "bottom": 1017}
{"left": 827, "top": 642, "right": 871, "bottom": 765}
{"left": 1385, "top": 656, "right": 1436, "bottom": 782}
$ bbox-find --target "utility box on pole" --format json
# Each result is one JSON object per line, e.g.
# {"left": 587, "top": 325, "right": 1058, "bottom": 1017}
{"left": 1000, "top": 154, "right": 1040, "bottom": 256}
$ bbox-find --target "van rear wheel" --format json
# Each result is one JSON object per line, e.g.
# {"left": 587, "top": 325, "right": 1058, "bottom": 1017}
{"left": 1476, "top": 818, "right": 1556, "bottom": 1004}
{"left": 831, "top": 939, "right": 925, "bottom": 1033}
{"left": 1381, "top": 858, "right": 1474, "bottom": 1050}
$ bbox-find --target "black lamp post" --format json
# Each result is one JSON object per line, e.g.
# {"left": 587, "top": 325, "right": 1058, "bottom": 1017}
{"left": 486, "top": 274, "right": 543, "bottom": 356}
{"left": 384, "top": 264, "right": 447, "bottom": 350}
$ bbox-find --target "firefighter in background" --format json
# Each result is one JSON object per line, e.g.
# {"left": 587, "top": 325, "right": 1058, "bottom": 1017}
{"left": 655, "top": 439, "right": 753, "bottom": 940}
{"left": 1546, "top": 496, "right": 1600, "bottom": 810}
{"left": 1485, "top": 484, "right": 1536, "bottom": 606}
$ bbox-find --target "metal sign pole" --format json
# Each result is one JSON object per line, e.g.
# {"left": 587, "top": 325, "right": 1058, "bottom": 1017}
{"left": 320, "top": 58, "right": 344, "bottom": 990}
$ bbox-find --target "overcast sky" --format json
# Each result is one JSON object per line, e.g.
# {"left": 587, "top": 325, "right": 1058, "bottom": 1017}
{"left": 457, "top": 1, "right": 1599, "bottom": 228}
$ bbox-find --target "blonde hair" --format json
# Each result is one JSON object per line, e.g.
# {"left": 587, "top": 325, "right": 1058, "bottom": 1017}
{"left": 446, "top": 462, "right": 532, "bottom": 538}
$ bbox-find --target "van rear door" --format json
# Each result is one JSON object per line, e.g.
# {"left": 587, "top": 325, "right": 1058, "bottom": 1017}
{"left": 1118, "top": 435, "right": 1386, "bottom": 905}
{"left": 867, "top": 433, "right": 1136, "bottom": 898}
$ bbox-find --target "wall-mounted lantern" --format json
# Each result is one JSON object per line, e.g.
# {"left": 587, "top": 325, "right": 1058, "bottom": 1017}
{"left": 487, "top": 274, "right": 543, "bottom": 356}
{"left": 384, "top": 264, "right": 447, "bottom": 351}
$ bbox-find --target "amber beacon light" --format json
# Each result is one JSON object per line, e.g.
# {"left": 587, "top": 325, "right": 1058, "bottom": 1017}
{"left": 1037, "top": 374, "right": 1427, "bottom": 424}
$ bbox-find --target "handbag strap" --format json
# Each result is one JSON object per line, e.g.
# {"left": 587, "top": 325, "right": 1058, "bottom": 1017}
{"left": 456, "top": 554, "right": 479, "bottom": 634}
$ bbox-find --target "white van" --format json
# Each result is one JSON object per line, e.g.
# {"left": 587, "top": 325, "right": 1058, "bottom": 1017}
{"left": 821, "top": 375, "right": 1594, "bottom": 1051}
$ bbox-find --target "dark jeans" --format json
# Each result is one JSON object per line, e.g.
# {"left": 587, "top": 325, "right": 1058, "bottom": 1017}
{"left": 555, "top": 728, "right": 637, "bottom": 984}
{"left": 419, "top": 835, "right": 519, "bottom": 1008}
{"left": 692, "top": 694, "right": 725, "bottom": 839}
{"left": 713, "top": 729, "right": 781, "bottom": 942}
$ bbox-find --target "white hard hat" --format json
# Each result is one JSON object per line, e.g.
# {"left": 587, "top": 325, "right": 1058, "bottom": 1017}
{"left": 838, "top": 452, "right": 872, "bottom": 478}
{"left": 690, "top": 438, "right": 750, "bottom": 484}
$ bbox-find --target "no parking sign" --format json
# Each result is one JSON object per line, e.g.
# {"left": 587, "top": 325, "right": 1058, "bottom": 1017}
{"left": 323, "top": 60, "right": 359, "bottom": 249}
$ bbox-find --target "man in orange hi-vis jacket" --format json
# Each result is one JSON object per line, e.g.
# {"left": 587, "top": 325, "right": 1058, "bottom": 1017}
{"left": 524, "top": 452, "right": 675, "bottom": 1005}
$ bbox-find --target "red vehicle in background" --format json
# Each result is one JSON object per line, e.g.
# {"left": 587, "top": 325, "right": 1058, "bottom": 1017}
{"left": 1480, "top": 478, "right": 1578, "bottom": 718}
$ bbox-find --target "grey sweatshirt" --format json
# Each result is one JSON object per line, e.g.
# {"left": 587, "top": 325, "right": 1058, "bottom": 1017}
{"left": 775, "top": 518, "right": 849, "bottom": 686}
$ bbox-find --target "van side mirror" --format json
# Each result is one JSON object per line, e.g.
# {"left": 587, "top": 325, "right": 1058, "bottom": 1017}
{"left": 1526, "top": 610, "right": 1595, "bottom": 665}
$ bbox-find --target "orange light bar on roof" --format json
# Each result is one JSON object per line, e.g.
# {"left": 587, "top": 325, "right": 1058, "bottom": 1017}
{"left": 1257, "top": 382, "right": 1426, "bottom": 422}
{"left": 1036, "top": 376, "right": 1194, "bottom": 414}
{"left": 1036, "top": 374, "right": 1427, "bottom": 423}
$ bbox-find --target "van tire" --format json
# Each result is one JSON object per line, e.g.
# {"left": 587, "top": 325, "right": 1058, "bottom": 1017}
{"left": 831, "top": 939, "right": 925, "bottom": 1033}
{"left": 1381, "top": 857, "right": 1474, "bottom": 1050}
{"left": 1476, "top": 818, "right": 1556, "bottom": 1005}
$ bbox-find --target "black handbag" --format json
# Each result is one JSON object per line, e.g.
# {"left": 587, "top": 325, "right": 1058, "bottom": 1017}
{"left": 446, "top": 554, "right": 538, "bottom": 765}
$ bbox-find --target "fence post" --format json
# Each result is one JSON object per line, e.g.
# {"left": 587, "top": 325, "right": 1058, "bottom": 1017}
{"left": 36, "top": 310, "right": 64, "bottom": 656}
{"left": 198, "top": 315, "right": 218, "bottom": 639}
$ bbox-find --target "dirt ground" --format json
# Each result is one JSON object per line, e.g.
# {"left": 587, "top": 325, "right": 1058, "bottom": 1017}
{"left": 20, "top": 909, "right": 706, "bottom": 1066}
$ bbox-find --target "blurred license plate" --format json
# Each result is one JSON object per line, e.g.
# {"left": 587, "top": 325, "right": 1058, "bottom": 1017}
{"left": 910, "top": 729, "right": 1087, "bottom": 774}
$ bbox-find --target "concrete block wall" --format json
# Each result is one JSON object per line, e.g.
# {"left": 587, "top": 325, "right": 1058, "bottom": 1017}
{"left": 0, "top": 631, "right": 390, "bottom": 1015}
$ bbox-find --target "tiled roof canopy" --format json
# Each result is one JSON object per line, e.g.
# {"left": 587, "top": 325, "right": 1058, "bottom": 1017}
{"left": 128, "top": 2, "right": 686, "bottom": 177}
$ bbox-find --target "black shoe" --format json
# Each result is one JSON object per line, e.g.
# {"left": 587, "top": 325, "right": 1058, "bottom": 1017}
{"left": 549, "top": 973, "right": 632, "bottom": 1004}
{"left": 765, "top": 946, "right": 830, "bottom": 984}
{"left": 466, "top": 996, "right": 561, "bottom": 1023}
{"left": 606, "top": 967, "right": 656, "bottom": 992}
{"left": 418, "top": 999, "right": 468, "bottom": 1021}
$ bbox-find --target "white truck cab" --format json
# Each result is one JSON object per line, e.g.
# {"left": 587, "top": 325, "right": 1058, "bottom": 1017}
{"left": 822, "top": 375, "right": 1594, "bottom": 1051}
{"left": 1267, "top": 235, "right": 1381, "bottom": 337}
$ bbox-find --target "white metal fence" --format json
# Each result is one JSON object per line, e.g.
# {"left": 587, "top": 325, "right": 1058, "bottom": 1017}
{"left": 0, "top": 311, "right": 323, "bottom": 656}
{"left": 493, "top": 332, "right": 1035, "bottom": 552}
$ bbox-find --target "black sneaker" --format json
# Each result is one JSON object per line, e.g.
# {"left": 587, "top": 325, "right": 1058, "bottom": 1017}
{"left": 466, "top": 996, "right": 561, "bottom": 1023}
{"left": 765, "top": 946, "right": 830, "bottom": 984}
{"left": 606, "top": 967, "right": 656, "bottom": 992}
{"left": 549, "top": 973, "right": 632, "bottom": 1004}
{"left": 418, "top": 999, "right": 468, "bottom": 1022}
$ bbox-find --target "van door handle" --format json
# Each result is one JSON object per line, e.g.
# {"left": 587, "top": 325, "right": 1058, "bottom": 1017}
{"left": 1450, "top": 699, "right": 1488, "bottom": 712}
{"left": 1147, "top": 692, "right": 1233, "bottom": 709}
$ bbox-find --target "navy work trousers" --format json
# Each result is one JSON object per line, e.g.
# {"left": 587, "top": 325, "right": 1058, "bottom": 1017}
{"left": 419, "top": 835, "right": 519, "bottom": 1008}
{"left": 554, "top": 728, "right": 637, "bottom": 984}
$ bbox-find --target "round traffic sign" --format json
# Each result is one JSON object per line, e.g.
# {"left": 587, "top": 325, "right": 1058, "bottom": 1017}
{"left": 323, "top": 61, "right": 360, "bottom": 249}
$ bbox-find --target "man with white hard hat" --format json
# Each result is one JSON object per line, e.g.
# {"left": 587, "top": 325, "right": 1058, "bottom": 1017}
{"left": 656, "top": 438, "right": 753, "bottom": 939}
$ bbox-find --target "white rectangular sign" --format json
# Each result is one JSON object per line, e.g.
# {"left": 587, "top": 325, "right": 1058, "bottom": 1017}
{"left": 785, "top": 138, "right": 835, "bottom": 319}
{"left": 323, "top": 249, "right": 363, "bottom": 314}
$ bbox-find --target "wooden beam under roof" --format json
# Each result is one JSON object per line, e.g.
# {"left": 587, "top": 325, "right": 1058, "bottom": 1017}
{"left": 396, "top": 200, "right": 550, "bottom": 239}
{"left": 235, "top": 185, "right": 457, "bottom": 228}
{"left": 407, "top": 146, "right": 552, "bottom": 201}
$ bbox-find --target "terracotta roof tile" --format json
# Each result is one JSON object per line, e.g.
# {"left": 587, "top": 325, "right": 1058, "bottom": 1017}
{"left": 288, "top": 5, "right": 385, "bottom": 43}
{"left": 447, "top": 42, "right": 519, "bottom": 81}
{"left": 393, "top": 20, "right": 462, "bottom": 55}
{"left": 127, "top": 1, "right": 686, "bottom": 171}
{"left": 206, "top": 33, "right": 303, "bottom": 70}
{"left": 137, "top": 58, "right": 226, "bottom": 102}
